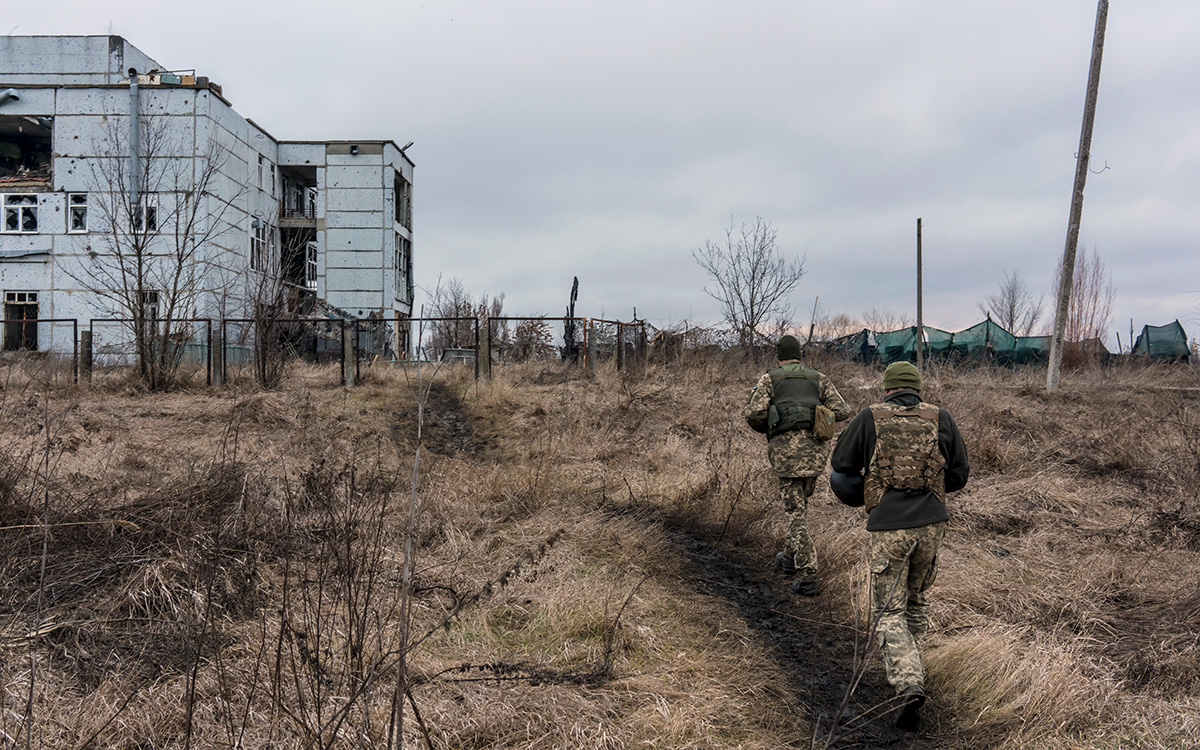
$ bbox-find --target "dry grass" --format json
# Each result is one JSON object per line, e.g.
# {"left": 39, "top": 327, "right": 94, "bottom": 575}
{"left": 0, "top": 355, "right": 1198, "bottom": 748}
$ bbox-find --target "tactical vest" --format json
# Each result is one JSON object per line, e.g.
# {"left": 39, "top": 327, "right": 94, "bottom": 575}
{"left": 766, "top": 367, "right": 821, "bottom": 440}
{"left": 863, "top": 402, "right": 945, "bottom": 512}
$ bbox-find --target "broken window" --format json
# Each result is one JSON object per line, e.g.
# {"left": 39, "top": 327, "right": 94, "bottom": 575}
{"left": 3, "top": 290, "right": 39, "bottom": 351}
{"left": 270, "top": 163, "right": 276, "bottom": 197}
{"left": 394, "top": 233, "right": 412, "bottom": 301}
{"left": 394, "top": 173, "right": 412, "bottom": 230}
{"left": 0, "top": 115, "right": 52, "bottom": 185}
{"left": 131, "top": 195, "right": 158, "bottom": 232}
{"left": 2, "top": 193, "right": 38, "bottom": 233}
{"left": 306, "top": 240, "right": 317, "bottom": 289}
{"left": 251, "top": 221, "right": 266, "bottom": 271}
{"left": 258, "top": 154, "right": 266, "bottom": 191}
{"left": 138, "top": 289, "right": 160, "bottom": 337}
{"left": 68, "top": 193, "right": 88, "bottom": 233}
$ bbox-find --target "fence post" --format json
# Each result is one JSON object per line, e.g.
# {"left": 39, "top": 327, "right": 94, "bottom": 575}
{"left": 342, "top": 320, "right": 356, "bottom": 387}
{"left": 586, "top": 319, "right": 596, "bottom": 378}
{"left": 480, "top": 317, "right": 491, "bottom": 381}
{"left": 212, "top": 322, "right": 225, "bottom": 386}
{"left": 636, "top": 322, "right": 647, "bottom": 371}
{"left": 616, "top": 322, "right": 626, "bottom": 372}
{"left": 80, "top": 329, "right": 93, "bottom": 384}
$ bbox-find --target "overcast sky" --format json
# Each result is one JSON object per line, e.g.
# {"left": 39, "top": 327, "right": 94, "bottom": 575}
{"left": 9, "top": 1, "right": 1199, "bottom": 345}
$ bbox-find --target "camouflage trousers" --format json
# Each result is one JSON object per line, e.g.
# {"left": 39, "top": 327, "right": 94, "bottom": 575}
{"left": 868, "top": 521, "right": 947, "bottom": 694}
{"left": 780, "top": 476, "right": 819, "bottom": 582}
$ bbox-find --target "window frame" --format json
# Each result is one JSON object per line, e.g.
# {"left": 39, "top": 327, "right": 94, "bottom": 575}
{"left": 68, "top": 192, "right": 89, "bottom": 233}
{"left": 1, "top": 194, "right": 39, "bottom": 234}
{"left": 250, "top": 220, "right": 266, "bottom": 271}
{"left": 131, "top": 194, "right": 158, "bottom": 233}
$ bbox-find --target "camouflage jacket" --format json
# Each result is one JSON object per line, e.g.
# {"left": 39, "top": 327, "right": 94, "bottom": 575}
{"left": 744, "top": 362, "right": 853, "bottom": 478}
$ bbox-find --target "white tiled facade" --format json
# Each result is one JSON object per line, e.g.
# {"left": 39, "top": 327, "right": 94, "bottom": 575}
{"left": 0, "top": 35, "right": 414, "bottom": 352}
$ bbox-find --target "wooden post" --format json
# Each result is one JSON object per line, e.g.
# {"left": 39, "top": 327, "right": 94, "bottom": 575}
{"left": 805, "top": 297, "right": 819, "bottom": 349}
{"left": 342, "top": 320, "right": 356, "bottom": 387}
{"left": 616, "top": 322, "right": 626, "bottom": 372}
{"left": 586, "top": 319, "right": 596, "bottom": 378}
{"left": 480, "top": 317, "right": 491, "bottom": 381}
{"left": 80, "top": 329, "right": 93, "bottom": 384}
{"left": 1048, "top": 0, "right": 1109, "bottom": 391}
{"left": 916, "top": 218, "right": 923, "bottom": 373}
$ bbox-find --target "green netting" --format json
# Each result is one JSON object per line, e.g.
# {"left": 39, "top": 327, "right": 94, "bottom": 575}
{"left": 1133, "top": 320, "right": 1190, "bottom": 360}
{"left": 826, "top": 328, "right": 872, "bottom": 361}
{"left": 948, "top": 319, "right": 1018, "bottom": 360}
{"left": 818, "top": 319, "right": 1186, "bottom": 365}
{"left": 875, "top": 327, "right": 917, "bottom": 365}
{"left": 924, "top": 327, "right": 954, "bottom": 357}
{"left": 1014, "top": 336, "right": 1051, "bottom": 364}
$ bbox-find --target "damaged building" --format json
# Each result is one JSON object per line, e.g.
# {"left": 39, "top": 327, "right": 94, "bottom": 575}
{"left": 0, "top": 35, "right": 414, "bottom": 353}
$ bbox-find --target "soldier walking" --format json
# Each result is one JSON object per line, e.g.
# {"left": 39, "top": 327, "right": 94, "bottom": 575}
{"left": 829, "top": 361, "right": 969, "bottom": 730}
{"left": 744, "top": 335, "right": 852, "bottom": 596}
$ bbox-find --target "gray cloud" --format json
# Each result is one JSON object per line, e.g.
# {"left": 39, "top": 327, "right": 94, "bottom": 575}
{"left": 8, "top": 0, "right": 1198, "bottom": 344}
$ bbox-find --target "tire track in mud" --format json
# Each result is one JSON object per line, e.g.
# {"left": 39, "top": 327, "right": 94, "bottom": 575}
{"left": 664, "top": 524, "right": 925, "bottom": 749}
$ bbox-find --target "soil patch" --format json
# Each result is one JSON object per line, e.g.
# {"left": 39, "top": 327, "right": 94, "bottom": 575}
{"left": 664, "top": 522, "right": 925, "bottom": 749}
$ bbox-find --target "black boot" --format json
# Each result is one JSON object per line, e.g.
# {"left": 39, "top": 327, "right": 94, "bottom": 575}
{"left": 791, "top": 579, "right": 819, "bottom": 597}
{"left": 774, "top": 551, "right": 796, "bottom": 576}
{"left": 895, "top": 685, "right": 926, "bottom": 730}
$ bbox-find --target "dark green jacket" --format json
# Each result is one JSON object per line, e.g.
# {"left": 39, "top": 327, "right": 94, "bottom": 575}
{"left": 830, "top": 389, "right": 969, "bottom": 531}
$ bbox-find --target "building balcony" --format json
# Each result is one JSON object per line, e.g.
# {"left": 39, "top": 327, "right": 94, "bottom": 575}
{"left": 279, "top": 204, "right": 317, "bottom": 227}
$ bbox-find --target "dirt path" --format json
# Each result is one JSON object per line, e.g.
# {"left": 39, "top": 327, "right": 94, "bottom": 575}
{"left": 666, "top": 524, "right": 927, "bottom": 749}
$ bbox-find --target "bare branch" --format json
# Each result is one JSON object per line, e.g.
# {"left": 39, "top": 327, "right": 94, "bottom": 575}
{"left": 692, "top": 216, "right": 805, "bottom": 350}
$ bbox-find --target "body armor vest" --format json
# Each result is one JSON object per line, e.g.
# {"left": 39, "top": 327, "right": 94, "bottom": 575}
{"left": 863, "top": 402, "right": 945, "bottom": 512}
{"left": 766, "top": 367, "right": 821, "bottom": 440}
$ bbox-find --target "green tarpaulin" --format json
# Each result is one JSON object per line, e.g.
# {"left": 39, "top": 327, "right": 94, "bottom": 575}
{"left": 1133, "top": 320, "right": 1190, "bottom": 360}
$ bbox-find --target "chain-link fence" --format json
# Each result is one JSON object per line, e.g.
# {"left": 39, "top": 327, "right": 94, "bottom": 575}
{"left": 88, "top": 318, "right": 213, "bottom": 387}
{"left": 589, "top": 319, "right": 646, "bottom": 371}
{"left": 220, "top": 317, "right": 359, "bottom": 387}
{"left": 2, "top": 313, "right": 667, "bottom": 390}
{"left": 0, "top": 318, "right": 79, "bottom": 389}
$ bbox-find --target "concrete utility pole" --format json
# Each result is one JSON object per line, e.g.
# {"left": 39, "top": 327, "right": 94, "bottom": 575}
{"left": 916, "top": 218, "right": 923, "bottom": 373}
{"left": 1048, "top": 0, "right": 1109, "bottom": 391}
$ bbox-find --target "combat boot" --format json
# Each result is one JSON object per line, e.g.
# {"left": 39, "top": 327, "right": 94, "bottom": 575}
{"left": 774, "top": 551, "right": 797, "bottom": 575}
{"left": 791, "top": 580, "right": 819, "bottom": 597}
{"left": 895, "top": 685, "right": 926, "bottom": 730}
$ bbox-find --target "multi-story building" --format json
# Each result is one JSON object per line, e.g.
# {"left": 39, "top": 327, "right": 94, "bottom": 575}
{"left": 0, "top": 35, "right": 414, "bottom": 354}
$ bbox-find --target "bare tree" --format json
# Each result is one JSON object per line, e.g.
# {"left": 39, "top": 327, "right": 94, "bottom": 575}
{"left": 1051, "top": 245, "right": 1116, "bottom": 364}
{"left": 237, "top": 227, "right": 315, "bottom": 387}
{"left": 70, "top": 113, "right": 238, "bottom": 390}
{"left": 977, "top": 269, "right": 1045, "bottom": 336}
{"left": 862, "top": 307, "right": 913, "bottom": 333}
{"left": 813, "top": 311, "right": 865, "bottom": 341}
{"left": 419, "top": 277, "right": 507, "bottom": 361}
{"left": 692, "top": 217, "right": 806, "bottom": 350}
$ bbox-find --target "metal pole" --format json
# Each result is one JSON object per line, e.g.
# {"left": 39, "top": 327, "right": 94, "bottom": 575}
{"left": 72, "top": 319, "right": 79, "bottom": 384}
{"left": 916, "top": 218, "right": 923, "bottom": 372}
{"left": 1048, "top": 0, "right": 1109, "bottom": 391}
{"left": 205, "top": 319, "right": 212, "bottom": 387}
{"left": 128, "top": 68, "right": 140, "bottom": 207}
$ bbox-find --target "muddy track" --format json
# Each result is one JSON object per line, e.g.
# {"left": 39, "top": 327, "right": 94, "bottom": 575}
{"left": 392, "top": 382, "right": 475, "bottom": 454}
{"left": 665, "top": 523, "right": 927, "bottom": 749}
{"left": 418, "top": 388, "right": 934, "bottom": 747}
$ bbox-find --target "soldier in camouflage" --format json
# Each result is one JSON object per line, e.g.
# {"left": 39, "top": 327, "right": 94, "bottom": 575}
{"left": 829, "top": 361, "right": 969, "bottom": 730}
{"left": 744, "top": 335, "right": 852, "bottom": 597}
